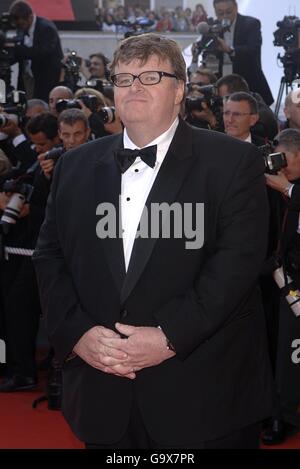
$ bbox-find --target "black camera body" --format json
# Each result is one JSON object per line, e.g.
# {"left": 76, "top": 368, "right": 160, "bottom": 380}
{"left": 273, "top": 16, "right": 300, "bottom": 51}
{"left": 56, "top": 96, "right": 116, "bottom": 124}
{"left": 0, "top": 79, "right": 27, "bottom": 127}
{"left": 62, "top": 50, "right": 90, "bottom": 92}
{"left": 56, "top": 94, "right": 98, "bottom": 114}
{"left": 273, "top": 15, "right": 300, "bottom": 84}
{"left": 185, "top": 84, "right": 223, "bottom": 114}
{"left": 258, "top": 143, "right": 287, "bottom": 174}
{"left": 44, "top": 146, "right": 65, "bottom": 162}
{"left": 86, "top": 78, "right": 114, "bottom": 94}
{"left": 193, "top": 18, "right": 231, "bottom": 56}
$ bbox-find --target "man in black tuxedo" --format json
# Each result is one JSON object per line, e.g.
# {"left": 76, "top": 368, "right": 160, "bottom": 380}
{"left": 8, "top": 1, "right": 63, "bottom": 101}
{"left": 33, "top": 33, "right": 272, "bottom": 449}
{"left": 213, "top": 0, "right": 274, "bottom": 106}
{"left": 263, "top": 129, "right": 300, "bottom": 444}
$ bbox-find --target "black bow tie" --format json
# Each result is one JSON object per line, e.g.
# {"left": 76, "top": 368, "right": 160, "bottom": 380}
{"left": 114, "top": 145, "right": 157, "bottom": 173}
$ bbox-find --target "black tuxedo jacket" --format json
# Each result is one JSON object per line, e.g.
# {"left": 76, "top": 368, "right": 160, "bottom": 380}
{"left": 232, "top": 14, "right": 274, "bottom": 106}
{"left": 33, "top": 119, "right": 272, "bottom": 445}
{"left": 14, "top": 17, "right": 63, "bottom": 101}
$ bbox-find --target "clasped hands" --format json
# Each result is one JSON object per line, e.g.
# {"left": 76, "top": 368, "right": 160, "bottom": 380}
{"left": 73, "top": 323, "right": 175, "bottom": 380}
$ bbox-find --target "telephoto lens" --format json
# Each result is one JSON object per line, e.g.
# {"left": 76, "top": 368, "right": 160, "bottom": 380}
{"left": 98, "top": 106, "right": 116, "bottom": 124}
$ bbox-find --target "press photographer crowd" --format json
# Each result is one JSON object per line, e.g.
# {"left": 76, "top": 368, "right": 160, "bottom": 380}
{"left": 0, "top": 0, "right": 299, "bottom": 449}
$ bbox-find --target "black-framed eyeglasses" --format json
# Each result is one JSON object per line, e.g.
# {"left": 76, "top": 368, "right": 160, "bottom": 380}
{"left": 111, "top": 71, "right": 178, "bottom": 87}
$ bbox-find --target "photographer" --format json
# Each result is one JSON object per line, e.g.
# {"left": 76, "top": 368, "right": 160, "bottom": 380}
{"left": 213, "top": 0, "right": 273, "bottom": 105}
{"left": 223, "top": 92, "right": 262, "bottom": 145}
{"left": 38, "top": 109, "right": 90, "bottom": 182}
{"left": 7, "top": 1, "right": 63, "bottom": 101}
{"left": 0, "top": 98, "right": 49, "bottom": 171}
{"left": 75, "top": 87, "right": 122, "bottom": 137}
{"left": 216, "top": 73, "right": 279, "bottom": 141}
{"left": 49, "top": 86, "right": 74, "bottom": 117}
{"left": 261, "top": 128, "right": 300, "bottom": 444}
{"left": 185, "top": 83, "right": 223, "bottom": 131}
{"left": 80, "top": 52, "right": 110, "bottom": 82}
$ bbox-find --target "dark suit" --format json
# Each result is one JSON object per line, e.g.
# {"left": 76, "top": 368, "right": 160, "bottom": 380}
{"left": 33, "top": 119, "right": 273, "bottom": 445}
{"left": 263, "top": 183, "right": 300, "bottom": 428}
{"left": 13, "top": 17, "right": 63, "bottom": 101}
{"left": 232, "top": 14, "right": 274, "bottom": 106}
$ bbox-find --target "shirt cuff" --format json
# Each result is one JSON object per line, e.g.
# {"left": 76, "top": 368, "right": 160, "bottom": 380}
{"left": 12, "top": 134, "right": 27, "bottom": 147}
{"left": 288, "top": 184, "right": 294, "bottom": 198}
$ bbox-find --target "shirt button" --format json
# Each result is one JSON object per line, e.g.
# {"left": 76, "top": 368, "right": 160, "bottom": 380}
{"left": 126, "top": 197, "right": 130, "bottom": 201}
{"left": 135, "top": 169, "right": 139, "bottom": 172}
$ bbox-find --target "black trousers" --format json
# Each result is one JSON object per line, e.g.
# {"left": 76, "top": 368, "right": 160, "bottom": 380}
{"left": 0, "top": 255, "right": 41, "bottom": 378}
{"left": 86, "top": 395, "right": 261, "bottom": 449}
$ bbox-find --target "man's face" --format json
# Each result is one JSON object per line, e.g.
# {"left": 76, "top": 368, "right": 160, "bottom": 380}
{"left": 89, "top": 57, "right": 106, "bottom": 79}
{"left": 113, "top": 55, "right": 184, "bottom": 135}
{"left": 276, "top": 144, "right": 300, "bottom": 181}
{"left": 49, "top": 89, "right": 72, "bottom": 116}
{"left": 214, "top": 1, "right": 237, "bottom": 24}
{"left": 12, "top": 15, "right": 33, "bottom": 32}
{"left": 223, "top": 99, "right": 259, "bottom": 140}
{"left": 59, "top": 120, "right": 90, "bottom": 151}
{"left": 29, "top": 131, "right": 58, "bottom": 154}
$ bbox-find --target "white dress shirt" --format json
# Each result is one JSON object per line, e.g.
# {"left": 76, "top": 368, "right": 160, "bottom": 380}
{"left": 121, "top": 117, "right": 179, "bottom": 271}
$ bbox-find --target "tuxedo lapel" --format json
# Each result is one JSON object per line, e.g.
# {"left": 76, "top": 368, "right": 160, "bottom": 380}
{"left": 94, "top": 135, "right": 126, "bottom": 293}
{"left": 233, "top": 14, "right": 242, "bottom": 47}
{"left": 120, "top": 120, "right": 196, "bottom": 304}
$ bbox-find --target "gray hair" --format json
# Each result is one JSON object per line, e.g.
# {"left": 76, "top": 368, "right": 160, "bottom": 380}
{"left": 27, "top": 99, "right": 49, "bottom": 112}
{"left": 275, "top": 128, "right": 300, "bottom": 153}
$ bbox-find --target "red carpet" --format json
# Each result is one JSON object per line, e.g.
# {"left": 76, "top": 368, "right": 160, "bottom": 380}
{"left": 0, "top": 377, "right": 84, "bottom": 449}
{"left": 0, "top": 376, "right": 299, "bottom": 449}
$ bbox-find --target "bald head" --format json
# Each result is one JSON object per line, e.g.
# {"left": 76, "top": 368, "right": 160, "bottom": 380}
{"left": 49, "top": 86, "right": 74, "bottom": 116}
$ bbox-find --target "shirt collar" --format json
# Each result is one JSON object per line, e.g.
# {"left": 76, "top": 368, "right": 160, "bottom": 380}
{"left": 123, "top": 116, "right": 179, "bottom": 165}
{"left": 244, "top": 133, "right": 252, "bottom": 143}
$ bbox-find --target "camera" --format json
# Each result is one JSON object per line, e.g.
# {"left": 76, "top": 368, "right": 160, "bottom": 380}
{"left": 62, "top": 50, "right": 90, "bottom": 92}
{"left": 185, "top": 84, "right": 223, "bottom": 114}
{"left": 0, "top": 163, "right": 35, "bottom": 232}
{"left": 56, "top": 94, "right": 98, "bottom": 114}
{"left": 86, "top": 78, "right": 114, "bottom": 95}
{"left": 258, "top": 143, "right": 287, "bottom": 174}
{"left": 273, "top": 16, "right": 300, "bottom": 51}
{"left": 0, "top": 79, "right": 27, "bottom": 128}
{"left": 193, "top": 18, "right": 231, "bottom": 57}
{"left": 44, "top": 146, "right": 65, "bottom": 162}
{"left": 0, "top": 179, "right": 33, "bottom": 231}
{"left": 273, "top": 16, "right": 300, "bottom": 85}
{"left": 55, "top": 96, "right": 116, "bottom": 124}
{"left": 98, "top": 106, "right": 116, "bottom": 124}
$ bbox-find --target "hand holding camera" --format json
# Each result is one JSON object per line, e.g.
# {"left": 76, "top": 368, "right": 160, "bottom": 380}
{"left": 265, "top": 170, "right": 291, "bottom": 195}
{"left": 38, "top": 153, "right": 55, "bottom": 180}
